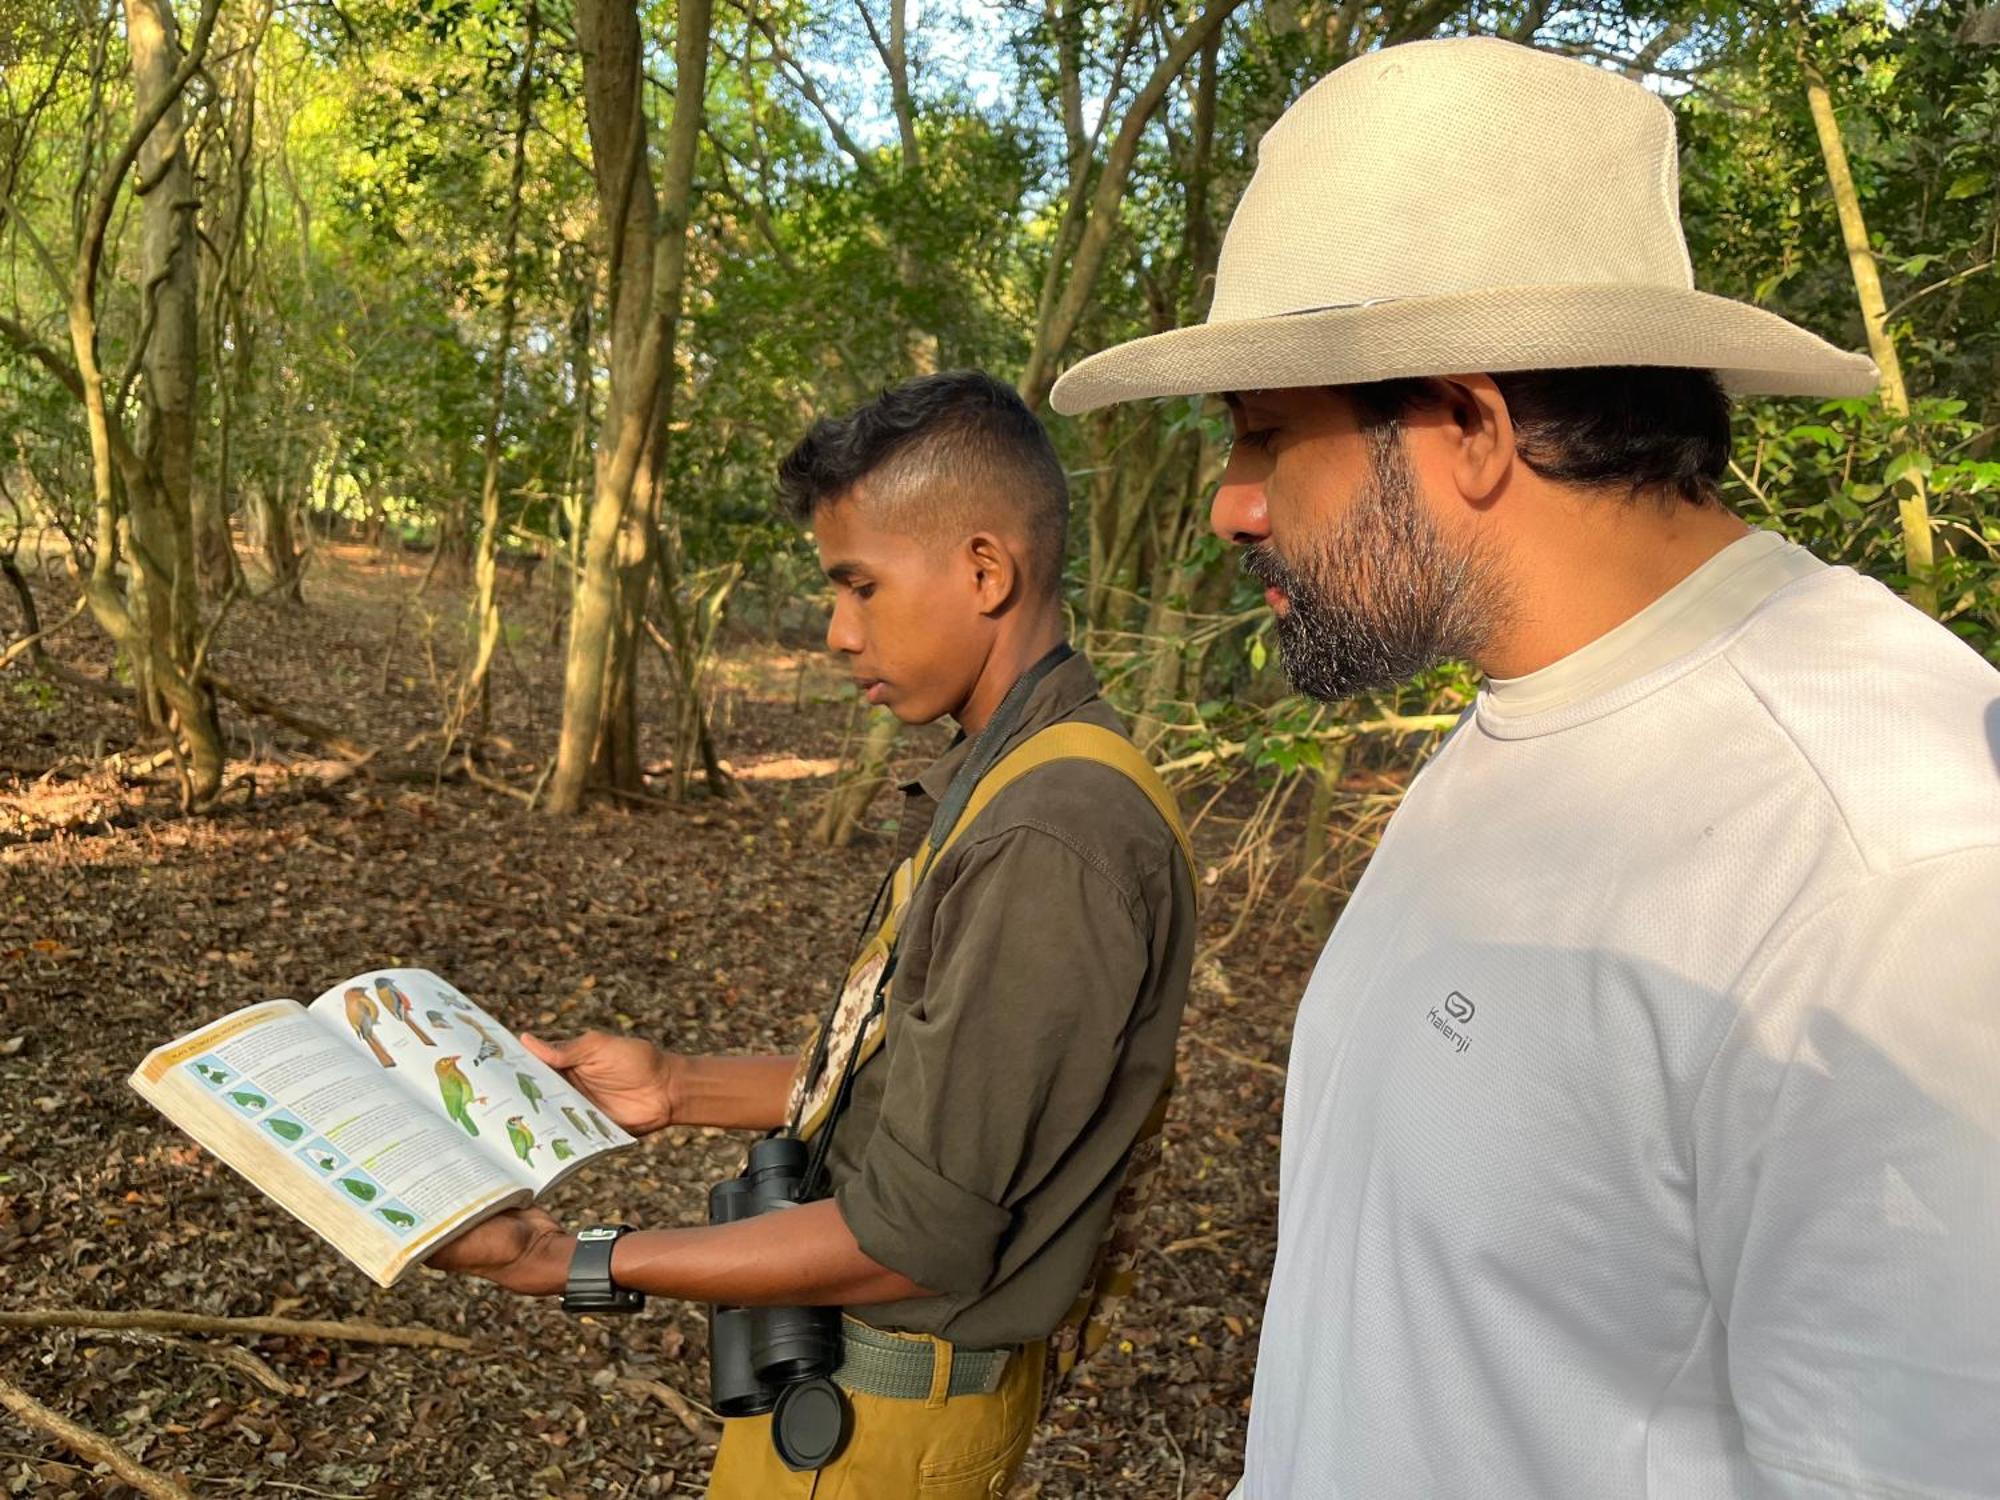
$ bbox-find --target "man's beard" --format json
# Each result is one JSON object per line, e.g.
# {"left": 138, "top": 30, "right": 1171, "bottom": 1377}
{"left": 1242, "top": 426, "right": 1513, "bottom": 703}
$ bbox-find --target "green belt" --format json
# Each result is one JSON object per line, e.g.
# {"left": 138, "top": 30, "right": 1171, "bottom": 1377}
{"left": 832, "top": 1316, "right": 1016, "bottom": 1401}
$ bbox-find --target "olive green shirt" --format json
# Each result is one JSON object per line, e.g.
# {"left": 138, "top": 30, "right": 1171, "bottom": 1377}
{"left": 828, "top": 653, "right": 1198, "bottom": 1349}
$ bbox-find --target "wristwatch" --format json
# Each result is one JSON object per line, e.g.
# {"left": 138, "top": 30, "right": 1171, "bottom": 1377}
{"left": 562, "top": 1225, "right": 645, "bottom": 1315}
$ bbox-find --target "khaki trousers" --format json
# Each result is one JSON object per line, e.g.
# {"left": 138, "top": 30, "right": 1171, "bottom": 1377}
{"left": 706, "top": 1332, "right": 1046, "bottom": 1500}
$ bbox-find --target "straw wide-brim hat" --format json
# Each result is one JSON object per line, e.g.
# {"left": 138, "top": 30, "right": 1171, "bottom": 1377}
{"left": 1049, "top": 38, "right": 1878, "bottom": 416}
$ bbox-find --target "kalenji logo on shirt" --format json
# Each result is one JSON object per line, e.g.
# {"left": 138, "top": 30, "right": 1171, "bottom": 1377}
{"left": 1428, "top": 991, "right": 1474, "bottom": 1054}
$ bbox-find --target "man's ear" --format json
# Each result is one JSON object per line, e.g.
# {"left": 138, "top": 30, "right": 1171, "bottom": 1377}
{"left": 1431, "top": 373, "right": 1515, "bottom": 508}
{"left": 964, "top": 531, "right": 1020, "bottom": 617}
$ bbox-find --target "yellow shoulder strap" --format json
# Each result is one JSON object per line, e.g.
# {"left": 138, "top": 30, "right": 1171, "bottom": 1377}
{"left": 917, "top": 721, "right": 1196, "bottom": 886}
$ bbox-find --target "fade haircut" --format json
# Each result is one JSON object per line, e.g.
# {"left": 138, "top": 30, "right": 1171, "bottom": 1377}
{"left": 1347, "top": 367, "right": 1733, "bottom": 506}
{"left": 776, "top": 370, "right": 1071, "bottom": 596}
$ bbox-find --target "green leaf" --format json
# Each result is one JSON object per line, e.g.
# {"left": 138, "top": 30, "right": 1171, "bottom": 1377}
{"left": 1249, "top": 636, "right": 1267, "bottom": 673}
{"left": 1945, "top": 171, "right": 1991, "bottom": 201}
{"left": 1884, "top": 451, "right": 1933, "bottom": 485}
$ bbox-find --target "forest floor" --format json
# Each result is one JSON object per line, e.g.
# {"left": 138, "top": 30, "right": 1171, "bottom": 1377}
{"left": 0, "top": 543, "right": 1315, "bottom": 1499}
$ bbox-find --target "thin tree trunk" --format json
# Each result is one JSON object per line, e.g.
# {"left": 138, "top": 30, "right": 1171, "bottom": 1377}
{"left": 815, "top": 707, "right": 901, "bottom": 846}
{"left": 458, "top": 0, "right": 539, "bottom": 734}
{"left": 126, "top": 0, "right": 231, "bottom": 600}
{"left": 1018, "top": 0, "right": 1248, "bottom": 409}
{"left": 1796, "top": 27, "right": 1938, "bottom": 617}
{"left": 61, "top": 0, "right": 226, "bottom": 805}
{"left": 548, "top": 0, "right": 713, "bottom": 813}
{"left": 1295, "top": 739, "right": 1348, "bottom": 941}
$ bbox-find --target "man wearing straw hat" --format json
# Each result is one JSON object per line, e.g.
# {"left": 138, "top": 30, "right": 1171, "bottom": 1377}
{"left": 1054, "top": 36, "right": 2000, "bottom": 1500}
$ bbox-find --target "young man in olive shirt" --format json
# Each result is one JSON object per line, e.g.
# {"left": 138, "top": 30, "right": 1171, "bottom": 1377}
{"left": 432, "top": 371, "right": 1198, "bottom": 1496}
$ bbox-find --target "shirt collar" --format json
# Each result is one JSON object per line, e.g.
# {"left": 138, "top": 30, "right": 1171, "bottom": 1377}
{"left": 906, "top": 650, "right": 1101, "bottom": 804}
{"left": 1481, "top": 529, "right": 1824, "bottom": 723}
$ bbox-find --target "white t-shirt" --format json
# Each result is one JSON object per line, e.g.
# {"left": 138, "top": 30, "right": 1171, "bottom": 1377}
{"left": 1239, "top": 531, "right": 2000, "bottom": 1499}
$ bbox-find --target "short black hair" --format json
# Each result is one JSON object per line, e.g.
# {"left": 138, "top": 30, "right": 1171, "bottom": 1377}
{"left": 1347, "top": 367, "right": 1732, "bottom": 505}
{"left": 776, "top": 370, "right": 1070, "bottom": 594}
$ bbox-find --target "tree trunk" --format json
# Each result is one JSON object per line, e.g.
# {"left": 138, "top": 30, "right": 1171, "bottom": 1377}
{"left": 78, "top": 0, "right": 225, "bottom": 803}
{"left": 1796, "top": 27, "right": 1938, "bottom": 617}
{"left": 126, "top": 0, "right": 231, "bottom": 600}
{"left": 458, "top": 0, "right": 539, "bottom": 734}
{"left": 815, "top": 707, "right": 901, "bottom": 847}
{"left": 1017, "top": 0, "right": 1248, "bottom": 409}
{"left": 1295, "top": 740, "right": 1349, "bottom": 942}
{"left": 548, "top": 0, "right": 712, "bottom": 813}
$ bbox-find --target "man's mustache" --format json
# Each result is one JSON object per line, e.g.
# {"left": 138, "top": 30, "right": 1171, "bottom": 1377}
{"left": 1242, "top": 542, "right": 1301, "bottom": 593}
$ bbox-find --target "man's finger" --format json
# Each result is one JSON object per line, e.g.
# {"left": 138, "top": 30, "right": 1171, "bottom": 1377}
{"left": 520, "top": 1032, "right": 571, "bottom": 1067}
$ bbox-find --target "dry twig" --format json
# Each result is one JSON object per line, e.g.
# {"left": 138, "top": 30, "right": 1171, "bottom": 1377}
{"left": 0, "top": 1308, "right": 474, "bottom": 1351}
{"left": 0, "top": 1372, "right": 196, "bottom": 1499}
{"left": 616, "top": 1375, "right": 714, "bottom": 1439}
{"left": 77, "top": 1328, "right": 298, "bottom": 1396}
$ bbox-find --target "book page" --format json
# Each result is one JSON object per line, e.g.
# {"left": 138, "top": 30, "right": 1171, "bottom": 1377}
{"left": 129, "top": 1000, "right": 529, "bottom": 1287}
{"left": 304, "top": 968, "right": 635, "bottom": 1194}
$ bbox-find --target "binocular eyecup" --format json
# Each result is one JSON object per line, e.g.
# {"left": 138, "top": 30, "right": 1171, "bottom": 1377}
{"left": 707, "top": 1137, "right": 848, "bottom": 1470}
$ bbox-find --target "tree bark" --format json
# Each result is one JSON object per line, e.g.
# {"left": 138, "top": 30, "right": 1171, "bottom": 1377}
{"left": 458, "top": 0, "right": 540, "bottom": 733}
{"left": 815, "top": 706, "right": 901, "bottom": 846}
{"left": 128, "top": 0, "right": 231, "bottom": 599}
{"left": 58, "top": 0, "right": 227, "bottom": 805}
{"left": 548, "top": 0, "right": 713, "bottom": 813}
{"left": 1796, "top": 27, "right": 1938, "bottom": 617}
{"left": 1017, "top": 0, "right": 1248, "bottom": 409}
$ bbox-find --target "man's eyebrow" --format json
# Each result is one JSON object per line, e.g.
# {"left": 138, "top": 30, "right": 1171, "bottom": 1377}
{"left": 823, "top": 560, "right": 865, "bottom": 585}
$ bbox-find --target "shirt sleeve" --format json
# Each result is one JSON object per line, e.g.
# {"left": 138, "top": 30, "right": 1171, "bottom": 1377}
{"left": 836, "top": 824, "right": 1152, "bottom": 1298}
{"left": 1691, "top": 845, "right": 2000, "bottom": 1497}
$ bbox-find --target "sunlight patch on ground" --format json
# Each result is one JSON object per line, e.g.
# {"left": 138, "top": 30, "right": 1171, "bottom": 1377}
{"left": 725, "top": 754, "right": 841, "bottom": 783}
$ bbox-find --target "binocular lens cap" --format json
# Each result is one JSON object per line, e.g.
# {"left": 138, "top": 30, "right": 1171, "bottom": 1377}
{"left": 771, "top": 1377, "right": 848, "bottom": 1472}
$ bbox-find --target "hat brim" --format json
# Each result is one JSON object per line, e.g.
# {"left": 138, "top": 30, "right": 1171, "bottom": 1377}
{"left": 1048, "top": 284, "right": 1878, "bottom": 415}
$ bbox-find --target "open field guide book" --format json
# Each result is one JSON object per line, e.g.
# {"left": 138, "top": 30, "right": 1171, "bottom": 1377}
{"left": 130, "top": 968, "right": 635, "bottom": 1287}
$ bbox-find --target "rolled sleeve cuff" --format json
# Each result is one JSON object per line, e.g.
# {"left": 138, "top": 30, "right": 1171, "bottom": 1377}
{"left": 836, "top": 1124, "right": 1011, "bottom": 1297}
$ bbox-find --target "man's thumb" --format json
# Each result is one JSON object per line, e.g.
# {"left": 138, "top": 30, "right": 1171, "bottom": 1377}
{"left": 520, "top": 1032, "right": 572, "bottom": 1067}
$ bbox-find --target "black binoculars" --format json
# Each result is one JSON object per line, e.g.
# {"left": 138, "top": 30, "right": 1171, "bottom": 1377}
{"left": 708, "top": 1136, "right": 849, "bottom": 1470}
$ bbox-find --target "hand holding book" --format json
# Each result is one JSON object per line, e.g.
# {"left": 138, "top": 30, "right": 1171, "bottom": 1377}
{"left": 129, "top": 968, "right": 637, "bottom": 1287}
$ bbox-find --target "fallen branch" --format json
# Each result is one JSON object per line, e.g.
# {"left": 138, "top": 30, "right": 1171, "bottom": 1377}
{"left": 616, "top": 1375, "right": 713, "bottom": 1439}
{"left": 0, "top": 1309, "right": 473, "bottom": 1351}
{"left": 207, "top": 676, "right": 373, "bottom": 761}
{"left": 1184, "top": 1030, "right": 1287, "bottom": 1080}
{"left": 1162, "top": 1228, "right": 1239, "bottom": 1256}
{"left": 78, "top": 1328, "right": 297, "bottom": 1396}
{"left": 0, "top": 1372, "right": 196, "bottom": 1499}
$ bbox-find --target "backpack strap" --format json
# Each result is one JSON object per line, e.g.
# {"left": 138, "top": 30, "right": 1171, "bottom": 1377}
{"left": 791, "top": 721, "right": 1195, "bottom": 1145}
{"left": 914, "top": 721, "right": 1196, "bottom": 888}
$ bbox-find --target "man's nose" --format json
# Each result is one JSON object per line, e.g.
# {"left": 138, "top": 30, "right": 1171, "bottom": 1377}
{"left": 1210, "top": 459, "right": 1270, "bottom": 545}
{"left": 826, "top": 597, "right": 862, "bottom": 656}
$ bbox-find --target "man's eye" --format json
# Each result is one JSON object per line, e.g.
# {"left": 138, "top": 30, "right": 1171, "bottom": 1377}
{"left": 1236, "top": 427, "right": 1278, "bottom": 452}
{"left": 853, "top": 583, "right": 875, "bottom": 601}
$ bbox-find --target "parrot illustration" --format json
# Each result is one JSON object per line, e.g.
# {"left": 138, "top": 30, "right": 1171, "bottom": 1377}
{"left": 337, "top": 1176, "right": 378, "bottom": 1203}
{"left": 459, "top": 1015, "right": 505, "bottom": 1068}
{"left": 374, "top": 978, "right": 434, "bottom": 1046}
{"left": 343, "top": 987, "right": 395, "bottom": 1068}
{"left": 425, "top": 1009, "right": 451, "bottom": 1031}
{"left": 193, "top": 1063, "right": 230, "bottom": 1086}
{"left": 435, "top": 1055, "right": 482, "bottom": 1136}
{"left": 309, "top": 1151, "right": 339, "bottom": 1173}
{"left": 505, "top": 1115, "right": 537, "bottom": 1164}
{"left": 380, "top": 1208, "right": 416, "bottom": 1230}
{"left": 587, "top": 1108, "right": 612, "bottom": 1139}
{"left": 561, "top": 1105, "right": 594, "bottom": 1141}
{"left": 265, "top": 1118, "right": 305, "bottom": 1142}
{"left": 551, "top": 1137, "right": 575, "bottom": 1161}
{"left": 228, "top": 1089, "right": 269, "bottom": 1111}
{"left": 515, "top": 1073, "right": 545, "bottom": 1114}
